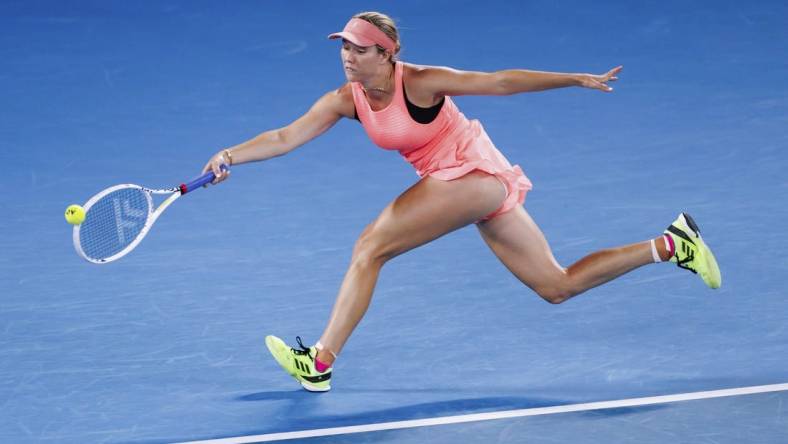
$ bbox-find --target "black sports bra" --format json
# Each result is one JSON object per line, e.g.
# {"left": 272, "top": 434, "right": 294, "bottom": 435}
{"left": 354, "top": 79, "right": 445, "bottom": 124}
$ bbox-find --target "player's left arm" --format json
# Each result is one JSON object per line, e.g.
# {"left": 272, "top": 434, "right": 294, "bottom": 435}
{"left": 412, "top": 64, "right": 622, "bottom": 97}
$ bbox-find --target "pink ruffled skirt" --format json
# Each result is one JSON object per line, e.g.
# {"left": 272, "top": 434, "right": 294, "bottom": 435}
{"left": 401, "top": 119, "right": 532, "bottom": 221}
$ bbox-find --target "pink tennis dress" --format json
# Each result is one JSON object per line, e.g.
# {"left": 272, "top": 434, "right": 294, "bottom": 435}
{"left": 351, "top": 62, "right": 532, "bottom": 220}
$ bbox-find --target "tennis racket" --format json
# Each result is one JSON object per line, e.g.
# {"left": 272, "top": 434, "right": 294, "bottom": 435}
{"left": 72, "top": 165, "right": 228, "bottom": 264}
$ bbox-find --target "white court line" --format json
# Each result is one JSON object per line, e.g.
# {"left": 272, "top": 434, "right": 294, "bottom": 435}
{"left": 176, "top": 382, "right": 788, "bottom": 444}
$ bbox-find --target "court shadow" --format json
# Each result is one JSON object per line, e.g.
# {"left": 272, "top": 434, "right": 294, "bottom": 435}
{"left": 237, "top": 389, "right": 322, "bottom": 401}
{"left": 236, "top": 389, "right": 670, "bottom": 422}
{"left": 300, "top": 395, "right": 666, "bottom": 427}
{"left": 315, "top": 396, "right": 562, "bottom": 422}
{"left": 237, "top": 387, "right": 463, "bottom": 401}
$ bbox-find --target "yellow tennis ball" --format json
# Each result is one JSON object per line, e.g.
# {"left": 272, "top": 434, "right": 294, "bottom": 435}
{"left": 65, "top": 204, "right": 85, "bottom": 225}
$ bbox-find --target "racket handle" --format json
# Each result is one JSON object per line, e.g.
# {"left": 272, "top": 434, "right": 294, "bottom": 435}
{"left": 179, "top": 164, "right": 229, "bottom": 194}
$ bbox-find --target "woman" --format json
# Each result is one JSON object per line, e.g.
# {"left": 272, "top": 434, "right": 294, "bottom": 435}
{"left": 202, "top": 12, "right": 721, "bottom": 392}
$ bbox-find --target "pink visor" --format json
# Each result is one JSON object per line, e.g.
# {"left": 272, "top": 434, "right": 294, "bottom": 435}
{"left": 328, "top": 18, "right": 396, "bottom": 52}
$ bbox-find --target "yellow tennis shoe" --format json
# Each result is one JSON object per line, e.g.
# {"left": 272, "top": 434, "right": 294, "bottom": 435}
{"left": 664, "top": 213, "right": 721, "bottom": 289}
{"left": 265, "top": 335, "right": 332, "bottom": 392}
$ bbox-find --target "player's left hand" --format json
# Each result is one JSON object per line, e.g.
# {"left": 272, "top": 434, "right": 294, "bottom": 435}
{"left": 578, "top": 65, "right": 622, "bottom": 92}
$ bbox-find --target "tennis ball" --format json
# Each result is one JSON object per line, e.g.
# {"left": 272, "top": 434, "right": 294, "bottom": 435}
{"left": 65, "top": 204, "right": 85, "bottom": 225}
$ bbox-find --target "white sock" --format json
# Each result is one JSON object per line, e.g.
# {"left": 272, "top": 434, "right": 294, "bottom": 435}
{"left": 650, "top": 238, "right": 662, "bottom": 263}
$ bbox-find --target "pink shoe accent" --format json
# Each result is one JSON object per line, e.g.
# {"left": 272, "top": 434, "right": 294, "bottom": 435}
{"left": 315, "top": 357, "right": 331, "bottom": 373}
{"left": 663, "top": 234, "right": 675, "bottom": 258}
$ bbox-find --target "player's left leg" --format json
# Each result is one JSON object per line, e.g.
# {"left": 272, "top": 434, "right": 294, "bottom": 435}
{"left": 476, "top": 207, "right": 720, "bottom": 304}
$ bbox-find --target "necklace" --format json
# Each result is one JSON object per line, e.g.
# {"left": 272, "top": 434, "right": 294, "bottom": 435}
{"left": 362, "top": 66, "right": 394, "bottom": 94}
{"left": 362, "top": 86, "right": 390, "bottom": 94}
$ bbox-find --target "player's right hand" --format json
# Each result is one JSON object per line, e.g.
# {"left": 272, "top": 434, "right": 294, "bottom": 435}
{"left": 201, "top": 150, "right": 232, "bottom": 185}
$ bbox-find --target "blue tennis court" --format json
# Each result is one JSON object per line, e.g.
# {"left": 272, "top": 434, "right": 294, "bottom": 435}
{"left": 2, "top": 1, "right": 787, "bottom": 442}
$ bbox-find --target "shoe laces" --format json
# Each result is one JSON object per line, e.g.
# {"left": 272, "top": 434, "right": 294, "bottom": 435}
{"left": 292, "top": 336, "right": 313, "bottom": 359}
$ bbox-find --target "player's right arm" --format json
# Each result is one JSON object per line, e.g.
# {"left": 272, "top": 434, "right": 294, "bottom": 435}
{"left": 203, "top": 84, "right": 355, "bottom": 183}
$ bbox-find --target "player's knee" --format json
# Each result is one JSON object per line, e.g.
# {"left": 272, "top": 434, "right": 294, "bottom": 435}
{"left": 351, "top": 226, "right": 392, "bottom": 268}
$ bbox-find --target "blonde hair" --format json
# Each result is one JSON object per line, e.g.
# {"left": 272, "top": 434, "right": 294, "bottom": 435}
{"left": 352, "top": 11, "right": 401, "bottom": 61}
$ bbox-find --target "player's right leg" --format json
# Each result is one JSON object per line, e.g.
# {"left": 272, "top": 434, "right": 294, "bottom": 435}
{"left": 267, "top": 170, "right": 507, "bottom": 391}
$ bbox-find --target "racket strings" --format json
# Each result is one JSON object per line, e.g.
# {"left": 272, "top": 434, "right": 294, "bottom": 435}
{"left": 79, "top": 188, "right": 151, "bottom": 261}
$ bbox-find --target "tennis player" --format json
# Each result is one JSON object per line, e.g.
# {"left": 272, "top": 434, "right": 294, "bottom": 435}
{"left": 202, "top": 12, "right": 721, "bottom": 392}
